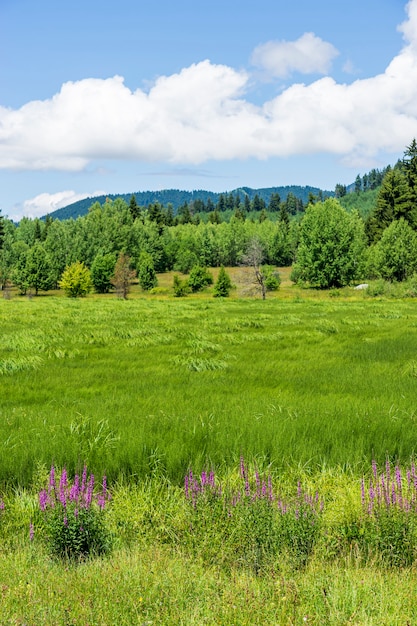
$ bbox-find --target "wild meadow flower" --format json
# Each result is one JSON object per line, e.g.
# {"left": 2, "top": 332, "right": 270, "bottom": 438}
{"left": 37, "top": 465, "right": 111, "bottom": 559}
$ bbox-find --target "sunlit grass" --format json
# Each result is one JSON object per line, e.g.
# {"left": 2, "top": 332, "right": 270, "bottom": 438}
{"left": 1, "top": 290, "right": 417, "bottom": 486}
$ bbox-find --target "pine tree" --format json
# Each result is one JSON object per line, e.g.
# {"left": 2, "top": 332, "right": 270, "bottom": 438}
{"left": 129, "top": 195, "right": 140, "bottom": 221}
{"left": 213, "top": 266, "right": 232, "bottom": 297}
{"left": 268, "top": 192, "right": 281, "bottom": 212}
{"left": 403, "top": 138, "right": 417, "bottom": 216}
{"left": 0, "top": 211, "right": 4, "bottom": 251}
{"left": 365, "top": 169, "right": 412, "bottom": 242}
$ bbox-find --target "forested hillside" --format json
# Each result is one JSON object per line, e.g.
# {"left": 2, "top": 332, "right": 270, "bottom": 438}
{"left": 46, "top": 185, "right": 331, "bottom": 221}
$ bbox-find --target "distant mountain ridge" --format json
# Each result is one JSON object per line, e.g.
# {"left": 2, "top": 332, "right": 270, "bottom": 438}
{"left": 44, "top": 185, "right": 333, "bottom": 221}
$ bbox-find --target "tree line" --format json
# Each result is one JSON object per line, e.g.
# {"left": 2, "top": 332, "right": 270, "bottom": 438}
{"left": 1, "top": 140, "right": 417, "bottom": 295}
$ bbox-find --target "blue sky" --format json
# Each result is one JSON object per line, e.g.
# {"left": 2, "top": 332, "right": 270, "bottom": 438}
{"left": 1, "top": 0, "right": 416, "bottom": 221}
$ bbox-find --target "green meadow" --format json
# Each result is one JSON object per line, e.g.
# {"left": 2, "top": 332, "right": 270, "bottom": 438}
{"left": 1, "top": 287, "right": 417, "bottom": 484}
{"left": 2, "top": 283, "right": 417, "bottom": 624}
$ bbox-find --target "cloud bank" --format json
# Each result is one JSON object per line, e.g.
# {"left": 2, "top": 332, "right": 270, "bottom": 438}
{"left": 1, "top": 0, "right": 417, "bottom": 172}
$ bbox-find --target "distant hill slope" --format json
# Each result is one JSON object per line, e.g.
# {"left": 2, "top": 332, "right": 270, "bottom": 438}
{"left": 45, "top": 185, "right": 333, "bottom": 220}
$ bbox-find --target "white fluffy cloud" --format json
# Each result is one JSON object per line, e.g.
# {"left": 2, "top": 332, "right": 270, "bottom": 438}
{"left": 251, "top": 32, "right": 339, "bottom": 78}
{"left": 13, "top": 190, "right": 106, "bottom": 221}
{"left": 1, "top": 0, "right": 417, "bottom": 172}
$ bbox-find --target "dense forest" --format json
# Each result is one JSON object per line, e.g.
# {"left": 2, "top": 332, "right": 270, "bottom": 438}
{"left": 48, "top": 185, "right": 330, "bottom": 221}
{"left": 1, "top": 140, "right": 417, "bottom": 295}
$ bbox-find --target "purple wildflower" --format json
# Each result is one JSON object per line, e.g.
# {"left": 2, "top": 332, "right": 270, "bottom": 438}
{"left": 29, "top": 522, "right": 34, "bottom": 542}
{"left": 39, "top": 489, "right": 49, "bottom": 511}
{"left": 240, "top": 456, "right": 246, "bottom": 480}
{"left": 80, "top": 465, "right": 87, "bottom": 493}
{"left": 59, "top": 468, "right": 67, "bottom": 507}
{"left": 48, "top": 465, "right": 56, "bottom": 495}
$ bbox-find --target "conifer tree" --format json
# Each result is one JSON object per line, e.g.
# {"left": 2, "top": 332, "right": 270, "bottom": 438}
{"left": 213, "top": 266, "right": 232, "bottom": 297}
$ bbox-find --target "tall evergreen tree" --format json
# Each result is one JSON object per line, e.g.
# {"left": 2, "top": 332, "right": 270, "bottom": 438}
{"left": 268, "top": 192, "right": 281, "bottom": 212}
{"left": 403, "top": 138, "right": 417, "bottom": 210}
{"left": 0, "top": 211, "right": 4, "bottom": 251}
{"left": 365, "top": 169, "right": 412, "bottom": 242}
{"left": 129, "top": 195, "right": 140, "bottom": 221}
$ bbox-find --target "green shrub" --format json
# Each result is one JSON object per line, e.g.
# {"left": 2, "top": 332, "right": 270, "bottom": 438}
{"left": 38, "top": 466, "right": 112, "bottom": 560}
{"left": 263, "top": 265, "right": 281, "bottom": 291}
{"left": 59, "top": 261, "right": 92, "bottom": 298}
{"left": 173, "top": 274, "right": 190, "bottom": 297}
{"left": 188, "top": 266, "right": 213, "bottom": 292}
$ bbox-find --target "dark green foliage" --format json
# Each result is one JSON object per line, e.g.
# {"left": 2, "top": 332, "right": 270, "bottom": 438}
{"left": 138, "top": 251, "right": 157, "bottom": 291}
{"left": 128, "top": 194, "right": 140, "bottom": 221}
{"left": 292, "top": 199, "right": 366, "bottom": 288}
{"left": 44, "top": 186, "right": 331, "bottom": 221}
{"left": 403, "top": 138, "right": 417, "bottom": 209}
{"left": 187, "top": 265, "right": 213, "bottom": 292}
{"left": 366, "top": 218, "right": 417, "bottom": 281}
{"left": 0, "top": 211, "right": 4, "bottom": 251}
{"left": 45, "top": 503, "right": 111, "bottom": 560}
{"left": 365, "top": 169, "right": 412, "bottom": 242}
{"left": 334, "top": 184, "right": 347, "bottom": 198}
{"left": 268, "top": 192, "right": 281, "bottom": 212}
{"left": 91, "top": 253, "right": 116, "bottom": 293}
{"left": 173, "top": 274, "right": 190, "bottom": 297}
{"left": 213, "top": 266, "right": 232, "bottom": 297}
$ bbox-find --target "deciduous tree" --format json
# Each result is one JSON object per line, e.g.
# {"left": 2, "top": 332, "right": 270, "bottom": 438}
{"left": 59, "top": 261, "right": 92, "bottom": 297}
{"left": 292, "top": 199, "right": 366, "bottom": 288}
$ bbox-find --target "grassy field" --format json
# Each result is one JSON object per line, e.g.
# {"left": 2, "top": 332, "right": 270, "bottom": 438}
{"left": 1, "top": 271, "right": 417, "bottom": 484}
{"left": 2, "top": 273, "right": 417, "bottom": 624}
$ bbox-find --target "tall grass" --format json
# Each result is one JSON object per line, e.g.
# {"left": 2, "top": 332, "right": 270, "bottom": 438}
{"left": 1, "top": 296, "right": 417, "bottom": 486}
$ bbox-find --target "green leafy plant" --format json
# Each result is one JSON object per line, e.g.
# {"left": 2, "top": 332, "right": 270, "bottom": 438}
{"left": 59, "top": 261, "right": 92, "bottom": 297}
{"left": 38, "top": 465, "right": 112, "bottom": 560}
{"left": 187, "top": 265, "right": 213, "bottom": 292}
{"left": 173, "top": 274, "right": 190, "bottom": 297}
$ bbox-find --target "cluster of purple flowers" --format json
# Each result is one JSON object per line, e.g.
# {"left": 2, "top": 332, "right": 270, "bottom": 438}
{"left": 39, "top": 465, "right": 111, "bottom": 522}
{"left": 362, "top": 460, "right": 417, "bottom": 514}
{"left": 185, "top": 457, "right": 324, "bottom": 519}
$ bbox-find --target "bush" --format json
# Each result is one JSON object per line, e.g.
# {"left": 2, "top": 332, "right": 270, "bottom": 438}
{"left": 263, "top": 265, "right": 281, "bottom": 291}
{"left": 37, "top": 465, "right": 112, "bottom": 560}
{"left": 187, "top": 266, "right": 213, "bottom": 292}
{"left": 59, "top": 261, "right": 92, "bottom": 298}
{"left": 173, "top": 274, "right": 190, "bottom": 297}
